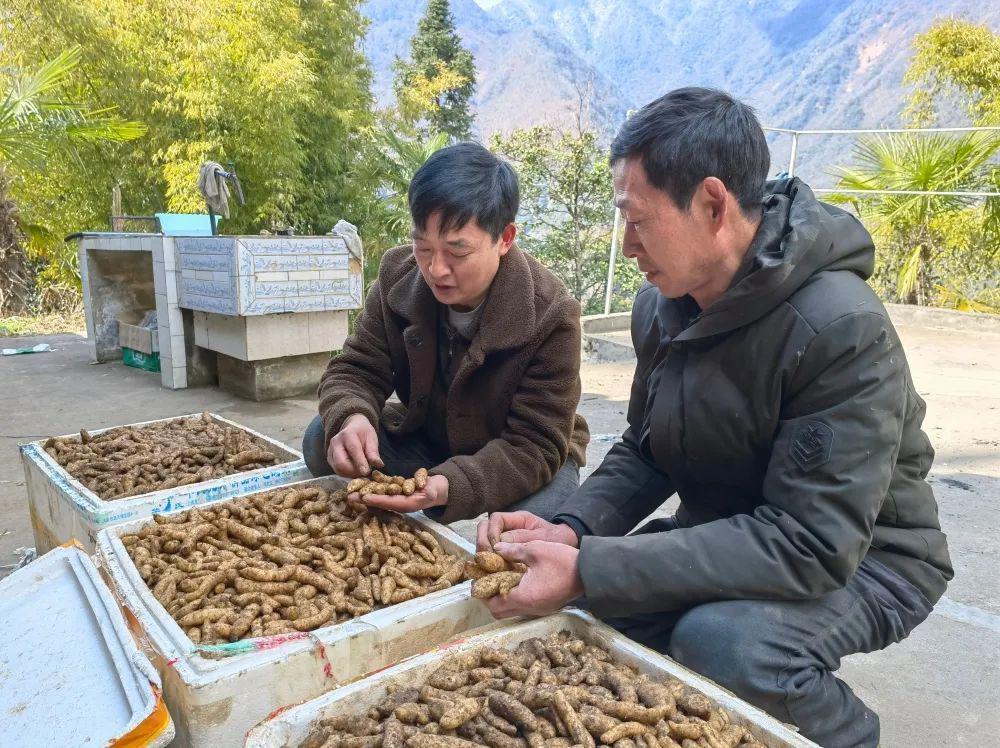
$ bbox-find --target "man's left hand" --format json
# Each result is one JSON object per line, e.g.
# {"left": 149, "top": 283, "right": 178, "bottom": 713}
{"left": 484, "top": 540, "right": 584, "bottom": 619}
{"left": 356, "top": 474, "right": 448, "bottom": 513}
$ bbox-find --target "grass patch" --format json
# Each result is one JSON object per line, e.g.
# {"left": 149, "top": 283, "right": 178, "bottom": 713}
{"left": 0, "top": 311, "right": 86, "bottom": 337}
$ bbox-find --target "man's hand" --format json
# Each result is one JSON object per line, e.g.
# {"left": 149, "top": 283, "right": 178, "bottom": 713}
{"left": 327, "top": 414, "right": 383, "bottom": 478}
{"left": 485, "top": 540, "right": 583, "bottom": 619}
{"left": 477, "top": 511, "right": 579, "bottom": 551}
{"left": 359, "top": 474, "right": 448, "bottom": 513}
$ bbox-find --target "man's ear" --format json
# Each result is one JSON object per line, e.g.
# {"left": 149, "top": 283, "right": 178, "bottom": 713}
{"left": 498, "top": 223, "right": 517, "bottom": 255}
{"left": 698, "top": 177, "right": 729, "bottom": 226}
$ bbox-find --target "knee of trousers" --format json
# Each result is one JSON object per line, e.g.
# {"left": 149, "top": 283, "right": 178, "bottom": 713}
{"left": 668, "top": 603, "right": 786, "bottom": 709}
{"left": 302, "top": 415, "right": 328, "bottom": 476}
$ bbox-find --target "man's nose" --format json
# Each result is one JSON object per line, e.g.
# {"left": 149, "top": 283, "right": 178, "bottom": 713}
{"left": 428, "top": 254, "right": 450, "bottom": 279}
{"left": 621, "top": 223, "right": 642, "bottom": 258}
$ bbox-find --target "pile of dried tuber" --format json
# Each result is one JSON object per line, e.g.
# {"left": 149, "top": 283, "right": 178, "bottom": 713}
{"left": 121, "top": 484, "right": 470, "bottom": 644}
{"left": 467, "top": 551, "right": 526, "bottom": 600}
{"left": 299, "top": 630, "right": 766, "bottom": 748}
{"left": 347, "top": 469, "right": 429, "bottom": 497}
{"left": 43, "top": 412, "right": 279, "bottom": 501}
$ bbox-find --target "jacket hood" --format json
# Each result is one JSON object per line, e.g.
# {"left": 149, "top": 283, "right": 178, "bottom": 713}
{"left": 676, "top": 177, "right": 876, "bottom": 342}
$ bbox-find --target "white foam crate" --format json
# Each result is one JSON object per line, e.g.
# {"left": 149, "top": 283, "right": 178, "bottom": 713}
{"left": 0, "top": 544, "right": 174, "bottom": 747}
{"left": 246, "top": 609, "right": 817, "bottom": 748}
{"left": 95, "top": 476, "right": 495, "bottom": 748}
{"left": 21, "top": 412, "right": 310, "bottom": 553}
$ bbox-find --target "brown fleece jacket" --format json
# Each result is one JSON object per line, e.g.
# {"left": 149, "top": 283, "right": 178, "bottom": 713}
{"left": 317, "top": 244, "right": 590, "bottom": 522}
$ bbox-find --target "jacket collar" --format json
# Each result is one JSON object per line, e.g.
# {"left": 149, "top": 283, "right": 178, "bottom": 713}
{"left": 674, "top": 178, "right": 877, "bottom": 343}
{"left": 386, "top": 244, "right": 537, "bottom": 355}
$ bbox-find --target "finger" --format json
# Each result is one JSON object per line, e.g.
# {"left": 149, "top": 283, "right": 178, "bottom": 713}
{"left": 362, "top": 493, "right": 427, "bottom": 513}
{"left": 485, "top": 584, "right": 535, "bottom": 619}
{"left": 329, "top": 441, "right": 354, "bottom": 476}
{"left": 476, "top": 519, "right": 492, "bottom": 552}
{"left": 485, "top": 595, "right": 521, "bottom": 619}
{"left": 498, "top": 529, "right": 546, "bottom": 545}
{"left": 341, "top": 432, "right": 370, "bottom": 476}
{"left": 425, "top": 479, "right": 447, "bottom": 505}
{"left": 346, "top": 494, "right": 367, "bottom": 513}
{"left": 362, "top": 428, "right": 383, "bottom": 469}
{"left": 493, "top": 541, "right": 532, "bottom": 565}
{"left": 486, "top": 514, "right": 504, "bottom": 547}
{"left": 487, "top": 511, "right": 532, "bottom": 546}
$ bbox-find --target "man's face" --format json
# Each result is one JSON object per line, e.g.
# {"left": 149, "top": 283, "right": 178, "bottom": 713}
{"left": 614, "top": 157, "right": 719, "bottom": 300}
{"left": 412, "top": 212, "right": 516, "bottom": 311}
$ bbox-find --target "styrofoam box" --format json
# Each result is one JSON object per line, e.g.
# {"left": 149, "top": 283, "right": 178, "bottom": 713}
{"left": 246, "top": 609, "right": 818, "bottom": 748}
{"left": 21, "top": 412, "right": 310, "bottom": 553}
{"left": 95, "top": 476, "right": 496, "bottom": 748}
{"left": 0, "top": 545, "right": 174, "bottom": 747}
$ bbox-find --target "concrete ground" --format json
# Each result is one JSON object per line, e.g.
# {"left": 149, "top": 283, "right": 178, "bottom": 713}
{"left": 1, "top": 314, "right": 998, "bottom": 746}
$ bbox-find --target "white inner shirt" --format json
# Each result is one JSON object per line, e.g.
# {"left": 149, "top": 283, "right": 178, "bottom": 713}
{"left": 446, "top": 301, "right": 485, "bottom": 340}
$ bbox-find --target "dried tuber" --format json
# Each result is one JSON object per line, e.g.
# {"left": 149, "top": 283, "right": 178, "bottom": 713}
{"left": 43, "top": 412, "right": 280, "bottom": 501}
{"left": 346, "top": 469, "right": 430, "bottom": 498}
{"left": 294, "top": 632, "right": 766, "bottom": 748}
{"left": 121, "top": 483, "right": 474, "bottom": 644}
{"left": 468, "top": 552, "right": 526, "bottom": 600}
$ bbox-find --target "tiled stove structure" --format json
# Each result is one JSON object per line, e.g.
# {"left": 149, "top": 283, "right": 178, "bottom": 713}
{"left": 77, "top": 233, "right": 362, "bottom": 393}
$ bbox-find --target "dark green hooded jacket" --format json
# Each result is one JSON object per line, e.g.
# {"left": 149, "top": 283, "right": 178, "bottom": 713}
{"left": 558, "top": 179, "right": 952, "bottom": 617}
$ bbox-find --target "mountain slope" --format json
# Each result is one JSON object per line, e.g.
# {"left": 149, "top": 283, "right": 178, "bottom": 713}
{"left": 362, "top": 0, "right": 625, "bottom": 135}
{"left": 362, "top": 0, "right": 1000, "bottom": 183}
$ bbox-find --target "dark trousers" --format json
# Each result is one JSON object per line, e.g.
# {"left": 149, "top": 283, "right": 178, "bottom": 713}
{"left": 302, "top": 415, "right": 580, "bottom": 521}
{"left": 601, "top": 554, "right": 932, "bottom": 748}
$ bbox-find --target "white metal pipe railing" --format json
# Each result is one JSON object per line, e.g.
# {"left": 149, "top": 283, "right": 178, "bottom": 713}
{"left": 765, "top": 126, "right": 1000, "bottom": 135}
{"left": 787, "top": 132, "right": 799, "bottom": 178}
{"left": 599, "top": 124, "right": 1000, "bottom": 316}
{"left": 764, "top": 124, "right": 1000, "bottom": 183}
{"left": 603, "top": 208, "right": 623, "bottom": 316}
{"left": 813, "top": 188, "right": 1000, "bottom": 197}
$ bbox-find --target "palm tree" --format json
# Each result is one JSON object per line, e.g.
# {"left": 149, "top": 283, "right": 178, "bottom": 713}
{"left": 371, "top": 128, "right": 449, "bottom": 240}
{"left": 353, "top": 126, "right": 448, "bottom": 283}
{"left": 0, "top": 46, "right": 146, "bottom": 315}
{"left": 831, "top": 132, "right": 999, "bottom": 306}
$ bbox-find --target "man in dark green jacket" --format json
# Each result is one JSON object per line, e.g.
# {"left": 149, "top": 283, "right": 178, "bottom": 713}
{"left": 478, "top": 88, "right": 952, "bottom": 748}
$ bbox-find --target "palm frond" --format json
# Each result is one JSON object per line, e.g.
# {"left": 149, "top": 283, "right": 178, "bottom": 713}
{"left": 934, "top": 284, "right": 998, "bottom": 313}
{"left": 897, "top": 243, "right": 924, "bottom": 300}
{"left": 4, "top": 47, "right": 84, "bottom": 120}
{"left": 0, "top": 45, "right": 145, "bottom": 167}
{"left": 830, "top": 130, "right": 1000, "bottom": 303}
{"left": 64, "top": 114, "right": 147, "bottom": 144}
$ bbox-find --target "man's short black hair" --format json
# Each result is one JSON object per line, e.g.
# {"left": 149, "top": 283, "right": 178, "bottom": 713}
{"left": 610, "top": 87, "right": 769, "bottom": 216}
{"left": 408, "top": 142, "right": 519, "bottom": 240}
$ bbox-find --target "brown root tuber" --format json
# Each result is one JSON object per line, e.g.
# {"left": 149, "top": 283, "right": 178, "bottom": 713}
{"left": 44, "top": 415, "right": 280, "bottom": 501}
{"left": 121, "top": 482, "right": 475, "bottom": 645}
{"left": 292, "top": 631, "right": 766, "bottom": 748}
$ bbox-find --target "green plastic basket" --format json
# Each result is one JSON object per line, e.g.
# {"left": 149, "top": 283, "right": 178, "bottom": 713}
{"left": 122, "top": 347, "right": 161, "bottom": 373}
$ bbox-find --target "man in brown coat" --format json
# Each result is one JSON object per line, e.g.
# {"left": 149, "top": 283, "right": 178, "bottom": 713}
{"left": 303, "top": 143, "right": 589, "bottom": 523}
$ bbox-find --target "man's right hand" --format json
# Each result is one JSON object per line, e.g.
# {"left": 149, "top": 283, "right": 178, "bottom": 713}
{"left": 327, "top": 414, "right": 383, "bottom": 478}
{"left": 476, "top": 511, "right": 579, "bottom": 551}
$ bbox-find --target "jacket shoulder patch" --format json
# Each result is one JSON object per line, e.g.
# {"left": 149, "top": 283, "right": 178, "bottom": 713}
{"left": 790, "top": 420, "right": 834, "bottom": 472}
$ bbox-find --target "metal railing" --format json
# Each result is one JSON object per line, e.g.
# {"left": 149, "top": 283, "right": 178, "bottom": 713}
{"left": 601, "top": 124, "right": 1000, "bottom": 315}
{"left": 764, "top": 125, "right": 1000, "bottom": 180}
